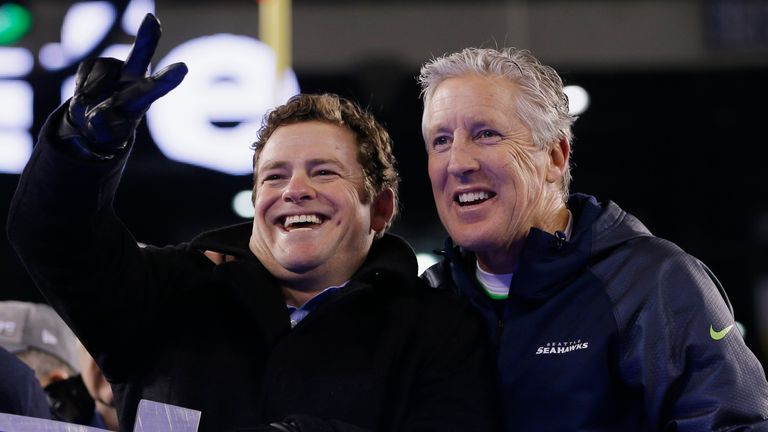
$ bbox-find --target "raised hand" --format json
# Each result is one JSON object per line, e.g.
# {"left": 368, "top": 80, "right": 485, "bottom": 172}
{"left": 65, "top": 13, "right": 188, "bottom": 157}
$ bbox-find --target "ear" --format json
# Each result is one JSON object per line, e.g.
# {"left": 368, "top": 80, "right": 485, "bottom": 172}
{"left": 42, "top": 368, "right": 70, "bottom": 388}
{"left": 370, "top": 188, "right": 395, "bottom": 233}
{"left": 546, "top": 137, "right": 570, "bottom": 183}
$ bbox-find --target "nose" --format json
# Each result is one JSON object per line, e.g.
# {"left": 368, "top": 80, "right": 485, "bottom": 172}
{"left": 282, "top": 174, "right": 316, "bottom": 203}
{"left": 446, "top": 135, "right": 480, "bottom": 178}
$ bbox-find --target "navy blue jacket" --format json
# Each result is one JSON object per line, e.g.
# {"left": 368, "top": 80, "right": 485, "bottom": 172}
{"left": 423, "top": 193, "right": 768, "bottom": 431}
{"left": 0, "top": 347, "right": 51, "bottom": 419}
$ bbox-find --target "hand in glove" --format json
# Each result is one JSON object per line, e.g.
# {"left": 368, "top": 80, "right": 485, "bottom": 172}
{"left": 61, "top": 13, "right": 187, "bottom": 159}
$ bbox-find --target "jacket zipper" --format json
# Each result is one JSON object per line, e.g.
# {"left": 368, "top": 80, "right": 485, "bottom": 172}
{"left": 496, "top": 318, "right": 504, "bottom": 348}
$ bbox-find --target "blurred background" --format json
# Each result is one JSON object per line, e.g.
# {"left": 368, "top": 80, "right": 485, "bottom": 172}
{"left": 1, "top": 0, "right": 767, "bottom": 367}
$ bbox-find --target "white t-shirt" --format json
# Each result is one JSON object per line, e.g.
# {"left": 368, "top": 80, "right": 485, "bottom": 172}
{"left": 475, "top": 211, "right": 573, "bottom": 299}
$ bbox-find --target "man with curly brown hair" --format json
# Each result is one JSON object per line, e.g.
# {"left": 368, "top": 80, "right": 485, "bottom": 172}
{"left": 8, "top": 14, "right": 498, "bottom": 432}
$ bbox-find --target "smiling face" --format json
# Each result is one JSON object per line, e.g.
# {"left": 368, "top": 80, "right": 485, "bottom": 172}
{"left": 422, "top": 74, "right": 568, "bottom": 272}
{"left": 249, "top": 120, "right": 393, "bottom": 295}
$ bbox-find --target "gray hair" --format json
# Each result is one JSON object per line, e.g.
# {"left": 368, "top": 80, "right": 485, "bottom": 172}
{"left": 418, "top": 47, "right": 575, "bottom": 195}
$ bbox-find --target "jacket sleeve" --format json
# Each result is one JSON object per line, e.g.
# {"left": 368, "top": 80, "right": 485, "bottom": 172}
{"left": 6, "top": 104, "right": 198, "bottom": 379}
{"left": 613, "top": 239, "right": 768, "bottom": 431}
{"left": 0, "top": 347, "right": 52, "bottom": 419}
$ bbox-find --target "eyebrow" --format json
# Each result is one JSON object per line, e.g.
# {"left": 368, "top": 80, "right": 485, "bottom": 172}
{"left": 467, "top": 120, "right": 497, "bottom": 133}
{"left": 425, "top": 119, "right": 495, "bottom": 137}
{"left": 258, "top": 158, "right": 344, "bottom": 172}
{"left": 258, "top": 160, "right": 290, "bottom": 172}
{"left": 424, "top": 125, "right": 454, "bottom": 137}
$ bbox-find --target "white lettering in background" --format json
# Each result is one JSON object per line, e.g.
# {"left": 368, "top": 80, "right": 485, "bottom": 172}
{"left": 0, "top": 320, "right": 17, "bottom": 336}
{"left": 38, "top": 1, "right": 118, "bottom": 70}
{"left": 0, "top": 51, "right": 33, "bottom": 174}
{"left": 0, "top": 0, "right": 152, "bottom": 174}
{"left": 41, "top": 329, "right": 59, "bottom": 345}
{"left": 0, "top": 0, "right": 300, "bottom": 177}
{"left": 147, "top": 34, "right": 300, "bottom": 175}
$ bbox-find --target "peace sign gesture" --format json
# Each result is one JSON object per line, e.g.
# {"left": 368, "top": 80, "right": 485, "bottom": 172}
{"left": 65, "top": 14, "right": 188, "bottom": 158}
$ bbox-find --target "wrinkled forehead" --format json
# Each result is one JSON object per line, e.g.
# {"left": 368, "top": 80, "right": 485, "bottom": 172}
{"left": 423, "top": 71, "right": 519, "bottom": 102}
{"left": 422, "top": 75, "right": 521, "bottom": 133}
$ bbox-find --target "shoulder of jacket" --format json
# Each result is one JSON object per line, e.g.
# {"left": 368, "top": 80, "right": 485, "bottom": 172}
{"left": 591, "top": 235, "right": 729, "bottom": 333}
{"left": 420, "top": 259, "right": 455, "bottom": 290}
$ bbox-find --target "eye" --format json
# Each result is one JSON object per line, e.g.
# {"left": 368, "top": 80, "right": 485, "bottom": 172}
{"left": 261, "top": 173, "right": 284, "bottom": 183}
{"left": 313, "top": 169, "right": 338, "bottom": 178}
{"left": 432, "top": 135, "right": 451, "bottom": 149}
{"left": 475, "top": 129, "right": 502, "bottom": 143}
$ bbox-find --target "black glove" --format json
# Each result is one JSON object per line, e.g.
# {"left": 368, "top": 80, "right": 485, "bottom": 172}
{"left": 229, "top": 421, "right": 299, "bottom": 432}
{"left": 44, "top": 375, "right": 95, "bottom": 425}
{"left": 272, "top": 415, "right": 369, "bottom": 432}
{"left": 268, "top": 421, "right": 301, "bottom": 432}
{"left": 60, "top": 13, "right": 187, "bottom": 159}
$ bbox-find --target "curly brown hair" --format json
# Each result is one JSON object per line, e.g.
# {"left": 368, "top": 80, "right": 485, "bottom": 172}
{"left": 251, "top": 93, "right": 400, "bottom": 231}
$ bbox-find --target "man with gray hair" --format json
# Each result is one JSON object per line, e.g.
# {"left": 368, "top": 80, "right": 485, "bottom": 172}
{"left": 419, "top": 47, "right": 768, "bottom": 431}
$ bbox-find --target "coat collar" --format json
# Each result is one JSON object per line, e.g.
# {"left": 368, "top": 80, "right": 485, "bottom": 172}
{"left": 189, "top": 221, "right": 255, "bottom": 259}
{"left": 442, "top": 194, "right": 603, "bottom": 300}
{"left": 187, "top": 222, "right": 418, "bottom": 344}
{"left": 188, "top": 222, "right": 419, "bottom": 283}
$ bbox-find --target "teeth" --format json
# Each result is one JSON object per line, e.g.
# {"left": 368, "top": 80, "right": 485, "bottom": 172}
{"left": 284, "top": 214, "right": 322, "bottom": 228}
{"left": 458, "top": 191, "right": 490, "bottom": 204}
